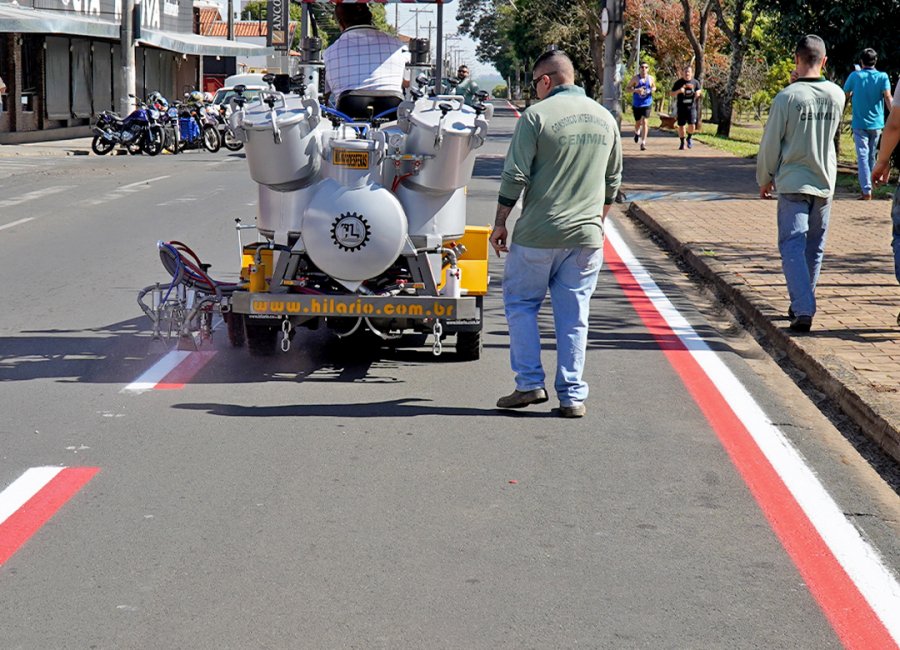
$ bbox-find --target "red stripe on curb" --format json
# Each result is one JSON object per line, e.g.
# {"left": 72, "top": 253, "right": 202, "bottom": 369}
{"left": 604, "top": 239, "right": 897, "bottom": 650}
{"left": 505, "top": 100, "right": 521, "bottom": 118}
{"left": 155, "top": 350, "right": 216, "bottom": 390}
{"left": 0, "top": 467, "right": 99, "bottom": 567}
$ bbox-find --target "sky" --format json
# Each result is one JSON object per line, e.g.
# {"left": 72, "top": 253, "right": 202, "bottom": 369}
{"left": 389, "top": 3, "right": 501, "bottom": 80}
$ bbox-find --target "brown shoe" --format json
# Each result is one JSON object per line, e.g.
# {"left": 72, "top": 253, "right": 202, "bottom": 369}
{"left": 858, "top": 193, "right": 873, "bottom": 200}
{"left": 496, "top": 388, "right": 549, "bottom": 409}
{"left": 558, "top": 403, "right": 586, "bottom": 418}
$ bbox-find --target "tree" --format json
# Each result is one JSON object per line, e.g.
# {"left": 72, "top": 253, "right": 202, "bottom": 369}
{"left": 710, "top": 0, "right": 762, "bottom": 136}
{"left": 679, "top": 0, "right": 714, "bottom": 83}
{"left": 757, "top": 0, "right": 900, "bottom": 84}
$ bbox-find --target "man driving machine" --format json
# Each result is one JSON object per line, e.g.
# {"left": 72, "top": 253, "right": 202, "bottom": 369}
{"left": 323, "top": 3, "right": 409, "bottom": 118}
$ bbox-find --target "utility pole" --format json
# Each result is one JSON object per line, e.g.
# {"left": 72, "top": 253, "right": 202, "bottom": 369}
{"left": 120, "top": 0, "right": 136, "bottom": 115}
{"left": 409, "top": 8, "right": 432, "bottom": 39}
{"left": 227, "top": 0, "right": 234, "bottom": 40}
{"left": 602, "top": 0, "right": 625, "bottom": 125}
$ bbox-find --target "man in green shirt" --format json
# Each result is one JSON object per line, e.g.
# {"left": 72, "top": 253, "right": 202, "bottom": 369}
{"left": 453, "top": 65, "right": 479, "bottom": 107}
{"left": 756, "top": 35, "right": 845, "bottom": 332}
{"left": 490, "top": 50, "right": 622, "bottom": 418}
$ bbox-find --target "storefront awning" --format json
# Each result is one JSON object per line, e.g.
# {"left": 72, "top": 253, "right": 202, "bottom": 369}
{"left": 138, "top": 29, "right": 272, "bottom": 57}
{"left": 0, "top": 5, "right": 119, "bottom": 39}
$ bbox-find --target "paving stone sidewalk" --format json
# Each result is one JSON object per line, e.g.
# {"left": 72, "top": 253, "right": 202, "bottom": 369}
{"left": 620, "top": 128, "right": 900, "bottom": 463}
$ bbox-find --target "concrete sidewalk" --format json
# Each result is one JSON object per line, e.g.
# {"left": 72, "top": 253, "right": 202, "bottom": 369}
{"left": 621, "top": 127, "right": 900, "bottom": 463}
{"left": 0, "top": 137, "right": 93, "bottom": 158}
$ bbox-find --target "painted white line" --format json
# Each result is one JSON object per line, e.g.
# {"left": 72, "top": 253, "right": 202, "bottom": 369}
{"left": 606, "top": 218, "right": 900, "bottom": 643}
{"left": 0, "top": 217, "right": 36, "bottom": 232}
{"left": 121, "top": 350, "right": 192, "bottom": 394}
{"left": 0, "top": 467, "right": 62, "bottom": 525}
{"left": 119, "top": 175, "right": 170, "bottom": 190}
{"left": 0, "top": 185, "right": 73, "bottom": 209}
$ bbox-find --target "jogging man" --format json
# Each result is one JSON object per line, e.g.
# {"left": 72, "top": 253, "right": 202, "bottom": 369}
{"left": 671, "top": 65, "right": 702, "bottom": 150}
{"left": 627, "top": 62, "right": 656, "bottom": 151}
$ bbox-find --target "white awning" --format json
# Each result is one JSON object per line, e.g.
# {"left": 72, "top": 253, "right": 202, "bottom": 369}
{"left": 139, "top": 28, "right": 272, "bottom": 57}
{"left": 0, "top": 4, "right": 119, "bottom": 39}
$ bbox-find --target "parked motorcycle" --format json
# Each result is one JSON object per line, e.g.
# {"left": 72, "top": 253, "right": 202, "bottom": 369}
{"left": 175, "top": 91, "right": 221, "bottom": 153}
{"left": 148, "top": 92, "right": 180, "bottom": 155}
{"left": 91, "top": 95, "right": 163, "bottom": 156}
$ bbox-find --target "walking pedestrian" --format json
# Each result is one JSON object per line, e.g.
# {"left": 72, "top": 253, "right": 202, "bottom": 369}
{"left": 871, "top": 76, "right": 900, "bottom": 325}
{"left": 843, "top": 48, "right": 893, "bottom": 200}
{"left": 627, "top": 62, "right": 656, "bottom": 151}
{"left": 671, "top": 65, "right": 702, "bottom": 150}
{"left": 757, "top": 35, "right": 845, "bottom": 333}
{"left": 489, "top": 50, "right": 623, "bottom": 418}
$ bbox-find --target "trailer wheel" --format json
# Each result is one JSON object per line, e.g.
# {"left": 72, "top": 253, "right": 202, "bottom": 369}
{"left": 225, "top": 312, "right": 245, "bottom": 347}
{"left": 455, "top": 330, "right": 482, "bottom": 361}
{"left": 245, "top": 317, "right": 278, "bottom": 356}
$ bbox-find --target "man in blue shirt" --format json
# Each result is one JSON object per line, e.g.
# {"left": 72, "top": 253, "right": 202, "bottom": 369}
{"left": 843, "top": 48, "right": 893, "bottom": 199}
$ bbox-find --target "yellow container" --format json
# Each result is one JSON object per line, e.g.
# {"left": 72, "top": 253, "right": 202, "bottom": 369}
{"left": 439, "top": 225, "right": 491, "bottom": 296}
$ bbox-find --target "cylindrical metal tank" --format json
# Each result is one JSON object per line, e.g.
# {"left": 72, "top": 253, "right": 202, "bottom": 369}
{"left": 256, "top": 183, "right": 318, "bottom": 240}
{"left": 235, "top": 92, "right": 322, "bottom": 191}
{"left": 302, "top": 179, "right": 408, "bottom": 282}
{"left": 395, "top": 183, "right": 467, "bottom": 241}
{"left": 320, "top": 136, "right": 382, "bottom": 189}
{"left": 400, "top": 98, "right": 486, "bottom": 193}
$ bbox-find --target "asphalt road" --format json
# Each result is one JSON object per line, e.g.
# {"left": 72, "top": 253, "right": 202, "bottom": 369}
{"left": 0, "top": 104, "right": 898, "bottom": 648}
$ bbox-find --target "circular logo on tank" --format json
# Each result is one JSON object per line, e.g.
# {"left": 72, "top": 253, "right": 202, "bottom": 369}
{"left": 331, "top": 212, "right": 371, "bottom": 252}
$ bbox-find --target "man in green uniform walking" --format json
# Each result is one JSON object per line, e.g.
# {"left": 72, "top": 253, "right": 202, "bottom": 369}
{"left": 489, "top": 50, "right": 622, "bottom": 417}
{"left": 756, "top": 35, "right": 845, "bottom": 333}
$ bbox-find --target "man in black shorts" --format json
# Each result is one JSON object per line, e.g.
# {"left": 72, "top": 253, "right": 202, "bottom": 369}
{"left": 670, "top": 65, "right": 703, "bottom": 150}
{"left": 627, "top": 63, "right": 656, "bottom": 150}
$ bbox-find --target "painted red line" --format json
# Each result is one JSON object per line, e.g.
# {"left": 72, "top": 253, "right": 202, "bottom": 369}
{"left": 603, "top": 239, "right": 897, "bottom": 650}
{"left": 505, "top": 100, "right": 521, "bottom": 118}
{"left": 0, "top": 467, "right": 99, "bottom": 567}
{"left": 155, "top": 350, "right": 216, "bottom": 390}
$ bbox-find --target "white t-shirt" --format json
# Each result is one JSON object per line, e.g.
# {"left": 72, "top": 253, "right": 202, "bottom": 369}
{"left": 323, "top": 26, "right": 408, "bottom": 99}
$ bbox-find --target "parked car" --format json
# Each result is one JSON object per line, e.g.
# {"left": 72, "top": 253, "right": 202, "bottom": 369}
{"left": 211, "top": 73, "right": 268, "bottom": 115}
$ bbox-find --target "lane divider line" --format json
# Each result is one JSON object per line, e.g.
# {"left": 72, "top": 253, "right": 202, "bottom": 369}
{"left": 0, "top": 467, "right": 100, "bottom": 567}
{"left": 0, "top": 185, "right": 73, "bottom": 209}
{"left": 122, "top": 349, "right": 218, "bottom": 393}
{"left": 0, "top": 217, "right": 36, "bottom": 232}
{"left": 155, "top": 351, "right": 217, "bottom": 390}
{"left": 604, "top": 218, "right": 900, "bottom": 649}
{"left": 121, "top": 350, "right": 192, "bottom": 393}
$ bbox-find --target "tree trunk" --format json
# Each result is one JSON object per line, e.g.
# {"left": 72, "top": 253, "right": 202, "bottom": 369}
{"left": 716, "top": 47, "right": 745, "bottom": 137}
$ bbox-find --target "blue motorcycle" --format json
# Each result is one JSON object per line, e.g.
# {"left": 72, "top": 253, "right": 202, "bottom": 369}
{"left": 91, "top": 96, "right": 163, "bottom": 156}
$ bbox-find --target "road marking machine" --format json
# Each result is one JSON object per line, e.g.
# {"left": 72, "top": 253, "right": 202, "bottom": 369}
{"left": 138, "top": 0, "right": 494, "bottom": 359}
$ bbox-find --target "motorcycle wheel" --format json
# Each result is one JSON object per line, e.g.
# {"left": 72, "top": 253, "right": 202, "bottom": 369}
{"left": 127, "top": 141, "right": 143, "bottom": 155}
{"left": 162, "top": 127, "right": 178, "bottom": 154}
{"left": 142, "top": 128, "right": 163, "bottom": 156}
{"left": 201, "top": 125, "right": 221, "bottom": 153}
{"left": 223, "top": 129, "right": 244, "bottom": 151}
{"left": 91, "top": 135, "right": 115, "bottom": 156}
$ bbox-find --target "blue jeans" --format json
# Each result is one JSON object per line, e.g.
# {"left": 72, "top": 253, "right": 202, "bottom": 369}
{"left": 502, "top": 243, "right": 603, "bottom": 406}
{"left": 892, "top": 186, "right": 900, "bottom": 284}
{"left": 777, "top": 193, "right": 832, "bottom": 317}
{"left": 853, "top": 128, "right": 881, "bottom": 195}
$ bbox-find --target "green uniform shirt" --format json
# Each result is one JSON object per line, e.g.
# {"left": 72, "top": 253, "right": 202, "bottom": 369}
{"left": 454, "top": 77, "right": 479, "bottom": 106}
{"left": 756, "top": 77, "right": 846, "bottom": 197}
{"left": 498, "top": 85, "right": 623, "bottom": 248}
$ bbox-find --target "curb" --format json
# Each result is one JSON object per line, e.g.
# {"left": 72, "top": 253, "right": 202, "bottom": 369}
{"left": 626, "top": 201, "right": 900, "bottom": 464}
{"left": 0, "top": 149, "right": 91, "bottom": 158}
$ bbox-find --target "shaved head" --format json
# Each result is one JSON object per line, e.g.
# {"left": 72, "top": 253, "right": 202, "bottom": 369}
{"left": 533, "top": 50, "right": 575, "bottom": 85}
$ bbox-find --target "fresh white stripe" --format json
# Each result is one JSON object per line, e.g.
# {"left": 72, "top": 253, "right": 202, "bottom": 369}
{"left": 119, "top": 175, "right": 170, "bottom": 190}
{"left": 0, "top": 217, "right": 35, "bottom": 232}
{"left": 0, "top": 467, "right": 63, "bottom": 525}
{"left": 121, "top": 350, "right": 191, "bottom": 394}
{"left": 605, "top": 217, "right": 900, "bottom": 641}
{"left": 0, "top": 185, "right": 73, "bottom": 209}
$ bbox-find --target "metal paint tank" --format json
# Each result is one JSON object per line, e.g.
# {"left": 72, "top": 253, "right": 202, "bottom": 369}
{"left": 234, "top": 92, "right": 323, "bottom": 191}
{"left": 256, "top": 184, "right": 318, "bottom": 241}
{"left": 395, "top": 183, "right": 467, "bottom": 241}
{"left": 302, "top": 179, "right": 408, "bottom": 282}
{"left": 398, "top": 97, "right": 492, "bottom": 193}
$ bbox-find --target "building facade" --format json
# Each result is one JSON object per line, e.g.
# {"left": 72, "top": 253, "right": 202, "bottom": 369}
{"left": 0, "top": 0, "right": 267, "bottom": 142}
